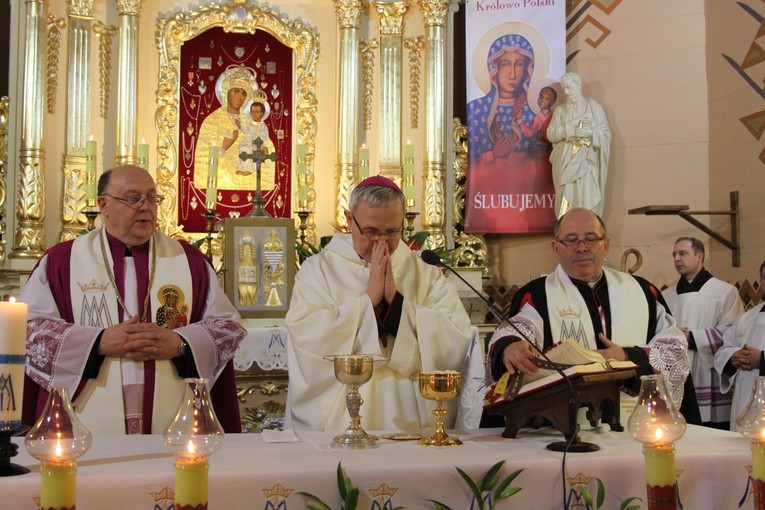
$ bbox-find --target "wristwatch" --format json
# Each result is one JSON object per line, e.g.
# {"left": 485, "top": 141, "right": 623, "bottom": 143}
{"left": 177, "top": 339, "right": 189, "bottom": 357}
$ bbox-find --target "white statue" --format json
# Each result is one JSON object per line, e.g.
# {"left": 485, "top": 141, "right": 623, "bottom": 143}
{"left": 547, "top": 72, "right": 612, "bottom": 218}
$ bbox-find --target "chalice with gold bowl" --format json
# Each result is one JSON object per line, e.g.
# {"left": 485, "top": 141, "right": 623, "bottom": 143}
{"left": 325, "top": 354, "right": 378, "bottom": 449}
{"left": 419, "top": 370, "right": 462, "bottom": 446}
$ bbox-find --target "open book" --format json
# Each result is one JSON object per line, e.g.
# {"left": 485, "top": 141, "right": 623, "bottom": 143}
{"left": 484, "top": 339, "right": 637, "bottom": 408}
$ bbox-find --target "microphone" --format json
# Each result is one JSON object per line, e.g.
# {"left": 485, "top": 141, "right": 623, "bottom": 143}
{"left": 420, "top": 249, "right": 505, "bottom": 322}
{"left": 420, "top": 250, "right": 597, "bottom": 453}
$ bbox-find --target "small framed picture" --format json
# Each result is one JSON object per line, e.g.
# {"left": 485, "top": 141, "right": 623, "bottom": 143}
{"left": 223, "top": 217, "right": 295, "bottom": 318}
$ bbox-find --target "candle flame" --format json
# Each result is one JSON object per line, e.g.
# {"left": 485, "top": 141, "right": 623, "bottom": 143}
{"left": 186, "top": 440, "right": 196, "bottom": 455}
{"left": 89, "top": 134, "right": 94, "bottom": 141}
{"left": 655, "top": 428, "right": 663, "bottom": 443}
{"left": 406, "top": 139, "right": 412, "bottom": 145}
{"left": 361, "top": 143, "right": 367, "bottom": 149}
{"left": 8, "top": 296, "right": 15, "bottom": 303}
{"left": 141, "top": 137, "right": 146, "bottom": 144}
{"left": 55, "top": 438, "right": 63, "bottom": 458}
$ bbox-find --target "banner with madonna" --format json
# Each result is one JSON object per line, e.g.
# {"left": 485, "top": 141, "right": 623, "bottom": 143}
{"left": 177, "top": 27, "right": 294, "bottom": 232}
{"left": 464, "top": 2, "right": 565, "bottom": 234}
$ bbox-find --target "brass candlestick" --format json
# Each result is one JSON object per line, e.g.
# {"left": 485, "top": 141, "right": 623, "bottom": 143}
{"left": 297, "top": 209, "right": 310, "bottom": 246}
{"left": 202, "top": 210, "right": 218, "bottom": 261}
{"left": 404, "top": 211, "right": 419, "bottom": 242}
{"left": 84, "top": 209, "right": 99, "bottom": 231}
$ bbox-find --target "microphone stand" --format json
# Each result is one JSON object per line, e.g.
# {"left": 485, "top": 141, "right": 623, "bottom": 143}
{"left": 420, "top": 250, "right": 598, "bottom": 453}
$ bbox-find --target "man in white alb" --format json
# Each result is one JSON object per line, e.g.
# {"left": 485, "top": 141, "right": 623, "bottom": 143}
{"left": 662, "top": 237, "right": 744, "bottom": 429}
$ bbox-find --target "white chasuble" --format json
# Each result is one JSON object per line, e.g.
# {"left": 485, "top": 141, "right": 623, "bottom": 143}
{"left": 69, "top": 228, "right": 192, "bottom": 434}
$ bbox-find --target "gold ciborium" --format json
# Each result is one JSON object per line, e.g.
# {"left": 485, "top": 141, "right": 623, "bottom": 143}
{"left": 326, "top": 354, "right": 378, "bottom": 449}
{"left": 419, "top": 371, "right": 462, "bottom": 446}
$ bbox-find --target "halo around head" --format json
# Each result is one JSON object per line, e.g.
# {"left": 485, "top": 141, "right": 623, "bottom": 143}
{"left": 215, "top": 65, "right": 257, "bottom": 106}
{"left": 244, "top": 88, "right": 271, "bottom": 122}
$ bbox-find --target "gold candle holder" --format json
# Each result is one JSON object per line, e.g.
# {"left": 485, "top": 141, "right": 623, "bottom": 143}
{"left": 404, "top": 210, "right": 419, "bottom": 242}
{"left": 84, "top": 209, "right": 99, "bottom": 231}
{"left": 201, "top": 210, "right": 218, "bottom": 261}
{"left": 297, "top": 209, "right": 310, "bottom": 246}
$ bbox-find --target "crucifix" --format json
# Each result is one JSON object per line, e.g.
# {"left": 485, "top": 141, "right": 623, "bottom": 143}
{"left": 239, "top": 137, "right": 278, "bottom": 217}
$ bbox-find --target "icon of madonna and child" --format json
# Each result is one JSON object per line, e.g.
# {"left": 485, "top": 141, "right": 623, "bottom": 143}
{"left": 194, "top": 65, "right": 277, "bottom": 196}
{"left": 465, "top": 33, "right": 557, "bottom": 233}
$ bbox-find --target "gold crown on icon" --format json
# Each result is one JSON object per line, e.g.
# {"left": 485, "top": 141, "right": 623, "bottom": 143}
{"left": 262, "top": 484, "right": 294, "bottom": 498}
{"left": 78, "top": 279, "right": 109, "bottom": 293}
{"left": 222, "top": 65, "right": 256, "bottom": 98}
{"left": 252, "top": 88, "right": 268, "bottom": 103}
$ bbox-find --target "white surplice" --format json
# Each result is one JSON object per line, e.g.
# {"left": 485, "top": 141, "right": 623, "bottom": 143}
{"left": 663, "top": 277, "right": 744, "bottom": 422}
{"left": 285, "top": 234, "right": 472, "bottom": 432}
{"left": 715, "top": 303, "right": 765, "bottom": 431}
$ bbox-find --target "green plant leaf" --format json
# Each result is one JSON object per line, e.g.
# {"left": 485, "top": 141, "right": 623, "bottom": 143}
{"left": 343, "top": 487, "right": 359, "bottom": 510}
{"left": 455, "top": 467, "right": 484, "bottom": 510}
{"left": 296, "top": 491, "right": 332, "bottom": 510}
{"left": 580, "top": 486, "right": 594, "bottom": 506}
{"left": 337, "top": 462, "right": 348, "bottom": 500}
{"left": 479, "top": 460, "right": 505, "bottom": 492}
{"left": 496, "top": 486, "right": 522, "bottom": 500}
{"left": 596, "top": 478, "right": 606, "bottom": 508}
{"left": 619, "top": 497, "right": 643, "bottom": 510}
{"left": 492, "top": 467, "right": 523, "bottom": 498}
{"left": 426, "top": 499, "right": 453, "bottom": 510}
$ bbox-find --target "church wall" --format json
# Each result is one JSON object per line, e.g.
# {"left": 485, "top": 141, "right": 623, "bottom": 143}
{"left": 706, "top": 1, "right": 765, "bottom": 284}
{"left": 485, "top": 0, "right": 712, "bottom": 289}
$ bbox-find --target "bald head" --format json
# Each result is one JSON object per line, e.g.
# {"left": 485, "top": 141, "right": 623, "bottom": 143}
{"left": 97, "top": 165, "right": 159, "bottom": 246}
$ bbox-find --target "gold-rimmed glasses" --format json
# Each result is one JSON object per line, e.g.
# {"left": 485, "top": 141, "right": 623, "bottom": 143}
{"left": 350, "top": 213, "right": 403, "bottom": 241}
{"left": 101, "top": 193, "right": 165, "bottom": 208}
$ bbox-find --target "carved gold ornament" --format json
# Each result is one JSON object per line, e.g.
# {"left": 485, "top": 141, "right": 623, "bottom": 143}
{"left": 155, "top": 0, "right": 319, "bottom": 239}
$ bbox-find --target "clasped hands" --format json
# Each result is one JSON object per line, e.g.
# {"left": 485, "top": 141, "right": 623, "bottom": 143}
{"left": 99, "top": 316, "right": 183, "bottom": 362}
{"left": 366, "top": 239, "right": 397, "bottom": 307}
{"left": 730, "top": 344, "right": 762, "bottom": 371}
{"left": 500, "top": 332, "right": 627, "bottom": 376}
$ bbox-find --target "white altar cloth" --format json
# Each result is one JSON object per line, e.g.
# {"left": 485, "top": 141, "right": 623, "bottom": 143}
{"left": 0, "top": 425, "right": 756, "bottom": 509}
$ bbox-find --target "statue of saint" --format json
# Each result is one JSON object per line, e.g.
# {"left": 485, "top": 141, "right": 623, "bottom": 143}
{"left": 547, "top": 72, "right": 612, "bottom": 218}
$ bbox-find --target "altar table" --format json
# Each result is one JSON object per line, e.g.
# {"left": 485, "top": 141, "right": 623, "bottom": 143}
{"left": 0, "top": 425, "right": 756, "bottom": 509}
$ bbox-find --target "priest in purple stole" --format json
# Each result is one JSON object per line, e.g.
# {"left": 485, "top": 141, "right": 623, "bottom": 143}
{"left": 21, "top": 165, "right": 246, "bottom": 434}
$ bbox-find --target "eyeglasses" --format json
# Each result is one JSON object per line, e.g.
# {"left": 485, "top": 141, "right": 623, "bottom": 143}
{"left": 350, "top": 214, "right": 402, "bottom": 241}
{"left": 101, "top": 193, "right": 164, "bottom": 208}
{"left": 556, "top": 235, "right": 606, "bottom": 248}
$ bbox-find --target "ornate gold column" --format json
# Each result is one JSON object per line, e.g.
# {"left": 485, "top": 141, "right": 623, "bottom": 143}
{"left": 0, "top": 97, "right": 9, "bottom": 266}
{"left": 333, "top": 0, "right": 363, "bottom": 227}
{"left": 374, "top": 0, "right": 409, "bottom": 182}
{"left": 418, "top": 0, "right": 450, "bottom": 248}
{"left": 11, "top": 0, "right": 48, "bottom": 259}
{"left": 59, "top": 0, "right": 94, "bottom": 242}
{"left": 114, "top": 0, "right": 141, "bottom": 165}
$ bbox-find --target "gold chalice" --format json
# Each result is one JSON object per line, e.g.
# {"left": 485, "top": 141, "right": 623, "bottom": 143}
{"left": 325, "top": 354, "right": 378, "bottom": 449}
{"left": 419, "top": 371, "right": 462, "bottom": 446}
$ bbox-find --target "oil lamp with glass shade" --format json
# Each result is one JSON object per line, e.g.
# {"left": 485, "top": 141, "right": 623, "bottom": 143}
{"left": 737, "top": 376, "right": 765, "bottom": 510}
{"left": 164, "top": 378, "right": 224, "bottom": 510}
{"left": 627, "top": 374, "right": 686, "bottom": 510}
{"left": 24, "top": 386, "right": 92, "bottom": 510}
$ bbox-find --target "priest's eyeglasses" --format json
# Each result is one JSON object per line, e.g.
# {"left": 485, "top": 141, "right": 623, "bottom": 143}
{"left": 102, "top": 193, "right": 165, "bottom": 208}
{"left": 350, "top": 214, "right": 403, "bottom": 241}
{"left": 556, "top": 235, "right": 606, "bottom": 248}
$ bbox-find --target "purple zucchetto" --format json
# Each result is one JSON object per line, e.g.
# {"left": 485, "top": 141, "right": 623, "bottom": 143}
{"left": 356, "top": 175, "right": 402, "bottom": 193}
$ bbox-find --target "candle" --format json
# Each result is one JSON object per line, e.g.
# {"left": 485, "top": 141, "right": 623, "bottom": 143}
{"left": 41, "top": 461, "right": 76, "bottom": 510}
{"left": 754, "top": 443, "right": 765, "bottom": 482}
{"left": 205, "top": 146, "right": 219, "bottom": 210}
{"left": 0, "top": 299, "right": 28, "bottom": 428}
{"left": 643, "top": 444, "right": 676, "bottom": 487}
{"left": 85, "top": 137, "right": 97, "bottom": 207}
{"left": 296, "top": 143, "right": 308, "bottom": 207}
{"left": 175, "top": 457, "right": 209, "bottom": 508}
{"left": 138, "top": 138, "right": 149, "bottom": 170}
{"left": 404, "top": 140, "right": 415, "bottom": 207}
{"left": 359, "top": 143, "right": 369, "bottom": 181}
